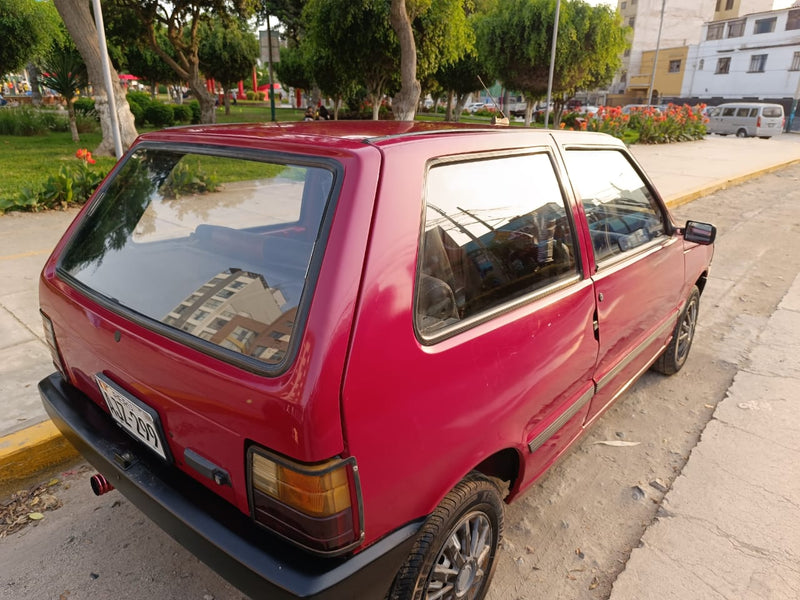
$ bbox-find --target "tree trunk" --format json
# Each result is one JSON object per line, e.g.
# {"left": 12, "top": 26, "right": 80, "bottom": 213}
{"left": 454, "top": 93, "right": 468, "bottom": 122}
{"left": 67, "top": 101, "right": 79, "bottom": 143}
{"left": 53, "top": 0, "right": 138, "bottom": 156}
{"left": 370, "top": 92, "right": 381, "bottom": 121}
{"left": 390, "top": 0, "right": 420, "bottom": 121}
{"left": 26, "top": 63, "right": 42, "bottom": 106}
{"left": 525, "top": 102, "right": 534, "bottom": 127}
{"left": 445, "top": 90, "right": 454, "bottom": 121}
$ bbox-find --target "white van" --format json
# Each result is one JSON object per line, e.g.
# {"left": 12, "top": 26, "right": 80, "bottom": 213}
{"left": 706, "top": 102, "right": 784, "bottom": 138}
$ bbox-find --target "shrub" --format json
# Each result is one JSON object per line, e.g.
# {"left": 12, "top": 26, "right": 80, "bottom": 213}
{"left": 172, "top": 104, "right": 192, "bottom": 123}
{"left": 0, "top": 106, "right": 68, "bottom": 135}
{"left": 126, "top": 90, "right": 153, "bottom": 109}
{"left": 128, "top": 100, "right": 145, "bottom": 126}
{"left": 256, "top": 91, "right": 266, "bottom": 101}
{"left": 246, "top": 90, "right": 255, "bottom": 101}
{"left": 73, "top": 97, "right": 97, "bottom": 119}
{"left": 144, "top": 102, "right": 175, "bottom": 128}
{"left": 159, "top": 160, "right": 219, "bottom": 198}
{"left": 188, "top": 100, "right": 201, "bottom": 124}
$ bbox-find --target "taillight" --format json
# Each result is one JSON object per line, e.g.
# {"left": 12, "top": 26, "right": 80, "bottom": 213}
{"left": 248, "top": 447, "right": 363, "bottom": 554}
{"left": 757, "top": 116, "right": 762, "bottom": 128}
{"left": 40, "top": 310, "right": 66, "bottom": 376}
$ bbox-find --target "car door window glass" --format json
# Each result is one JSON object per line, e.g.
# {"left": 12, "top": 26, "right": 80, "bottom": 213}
{"left": 565, "top": 149, "right": 666, "bottom": 262}
{"left": 417, "top": 153, "right": 577, "bottom": 336}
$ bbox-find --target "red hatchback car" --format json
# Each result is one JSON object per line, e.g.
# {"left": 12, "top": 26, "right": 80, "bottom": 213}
{"left": 39, "top": 121, "right": 714, "bottom": 600}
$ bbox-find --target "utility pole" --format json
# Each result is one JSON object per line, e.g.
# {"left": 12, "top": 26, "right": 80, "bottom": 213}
{"left": 544, "top": 0, "right": 561, "bottom": 129}
{"left": 91, "top": 0, "right": 122, "bottom": 158}
{"left": 647, "top": 0, "right": 667, "bottom": 106}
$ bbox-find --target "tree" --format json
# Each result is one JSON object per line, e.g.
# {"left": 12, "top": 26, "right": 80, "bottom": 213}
{"left": 199, "top": 18, "right": 260, "bottom": 115}
{"left": 435, "top": 51, "right": 488, "bottom": 121}
{"left": 113, "top": 0, "right": 256, "bottom": 124}
{"left": 39, "top": 45, "right": 87, "bottom": 142}
{"left": 257, "top": 0, "right": 307, "bottom": 46}
{"left": 476, "top": 0, "right": 626, "bottom": 125}
{"left": 0, "top": 0, "right": 61, "bottom": 79}
{"left": 303, "top": 0, "right": 398, "bottom": 121}
{"left": 52, "top": 0, "right": 138, "bottom": 155}
{"left": 390, "top": 0, "right": 419, "bottom": 121}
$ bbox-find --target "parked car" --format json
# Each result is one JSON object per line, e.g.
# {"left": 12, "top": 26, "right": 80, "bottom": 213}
{"left": 39, "top": 121, "right": 715, "bottom": 600}
{"left": 466, "top": 102, "right": 486, "bottom": 113}
{"left": 705, "top": 102, "right": 785, "bottom": 138}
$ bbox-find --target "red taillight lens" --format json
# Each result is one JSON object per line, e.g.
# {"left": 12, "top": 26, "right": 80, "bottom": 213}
{"left": 248, "top": 447, "right": 363, "bottom": 554}
{"left": 40, "top": 310, "right": 66, "bottom": 376}
{"left": 757, "top": 116, "right": 762, "bottom": 128}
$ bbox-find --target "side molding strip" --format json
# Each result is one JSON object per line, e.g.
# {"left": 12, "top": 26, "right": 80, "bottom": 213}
{"left": 528, "top": 387, "right": 595, "bottom": 453}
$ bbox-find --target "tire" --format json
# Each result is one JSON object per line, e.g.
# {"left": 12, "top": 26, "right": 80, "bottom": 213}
{"left": 736, "top": 128, "right": 748, "bottom": 138}
{"left": 389, "top": 474, "right": 504, "bottom": 600}
{"left": 653, "top": 286, "right": 700, "bottom": 375}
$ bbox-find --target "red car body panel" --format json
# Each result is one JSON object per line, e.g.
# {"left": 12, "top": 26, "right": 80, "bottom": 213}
{"left": 38, "top": 122, "right": 714, "bottom": 598}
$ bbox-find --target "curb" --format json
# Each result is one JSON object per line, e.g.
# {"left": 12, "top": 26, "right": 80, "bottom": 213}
{"left": 0, "top": 419, "right": 79, "bottom": 485}
{"left": 664, "top": 158, "right": 800, "bottom": 208}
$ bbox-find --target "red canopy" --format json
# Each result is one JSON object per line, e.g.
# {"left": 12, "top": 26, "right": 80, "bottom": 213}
{"left": 257, "top": 83, "right": 281, "bottom": 92}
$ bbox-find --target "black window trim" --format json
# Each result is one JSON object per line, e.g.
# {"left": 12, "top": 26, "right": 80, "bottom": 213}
{"left": 56, "top": 140, "right": 344, "bottom": 378}
{"left": 414, "top": 146, "right": 584, "bottom": 345}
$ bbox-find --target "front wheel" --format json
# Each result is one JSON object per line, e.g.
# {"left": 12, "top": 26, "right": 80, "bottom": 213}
{"left": 653, "top": 286, "right": 700, "bottom": 375}
{"left": 389, "top": 474, "right": 504, "bottom": 600}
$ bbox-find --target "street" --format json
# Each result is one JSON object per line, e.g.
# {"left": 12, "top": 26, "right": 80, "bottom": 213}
{"left": 2, "top": 162, "right": 800, "bottom": 600}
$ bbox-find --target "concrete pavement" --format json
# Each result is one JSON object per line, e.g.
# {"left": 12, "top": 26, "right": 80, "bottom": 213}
{"left": 1, "top": 132, "right": 800, "bottom": 595}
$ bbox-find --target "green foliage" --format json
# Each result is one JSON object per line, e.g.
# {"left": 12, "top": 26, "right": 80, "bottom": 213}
{"left": 572, "top": 104, "right": 707, "bottom": 144}
{"left": 159, "top": 160, "right": 220, "bottom": 199}
{"left": 127, "top": 100, "right": 145, "bottom": 127}
{"left": 144, "top": 103, "right": 175, "bottom": 128}
{"left": 188, "top": 100, "right": 202, "bottom": 124}
{"left": 246, "top": 90, "right": 256, "bottom": 101}
{"left": 1, "top": 152, "right": 107, "bottom": 213}
{"left": 126, "top": 91, "right": 154, "bottom": 109}
{"left": 198, "top": 18, "right": 260, "bottom": 93}
{"left": 171, "top": 104, "right": 193, "bottom": 123}
{"left": 274, "top": 45, "right": 312, "bottom": 93}
{"left": 0, "top": 0, "right": 62, "bottom": 77}
{"left": 73, "top": 97, "right": 97, "bottom": 119}
{"left": 0, "top": 106, "right": 69, "bottom": 135}
{"left": 38, "top": 47, "right": 87, "bottom": 105}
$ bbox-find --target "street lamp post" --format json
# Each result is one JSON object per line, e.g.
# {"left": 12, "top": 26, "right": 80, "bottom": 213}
{"left": 90, "top": 0, "right": 122, "bottom": 158}
{"left": 647, "top": 0, "right": 667, "bottom": 106}
{"left": 544, "top": 0, "right": 561, "bottom": 129}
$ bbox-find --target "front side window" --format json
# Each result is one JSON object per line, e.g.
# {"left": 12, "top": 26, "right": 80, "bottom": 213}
{"left": 716, "top": 57, "right": 731, "bottom": 74}
{"left": 749, "top": 54, "right": 768, "bottom": 73}
{"left": 416, "top": 153, "right": 577, "bottom": 337}
{"left": 60, "top": 148, "right": 335, "bottom": 368}
{"left": 754, "top": 18, "right": 776, "bottom": 34}
{"left": 564, "top": 150, "right": 666, "bottom": 263}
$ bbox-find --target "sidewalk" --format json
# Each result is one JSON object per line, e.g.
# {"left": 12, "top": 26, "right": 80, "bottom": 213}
{"left": 608, "top": 272, "right": 800, "bottom": 600}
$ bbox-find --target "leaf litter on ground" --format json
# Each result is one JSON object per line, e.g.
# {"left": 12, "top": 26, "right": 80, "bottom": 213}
{"left": 0, "top": 478, "right": 63, "bottom": 538}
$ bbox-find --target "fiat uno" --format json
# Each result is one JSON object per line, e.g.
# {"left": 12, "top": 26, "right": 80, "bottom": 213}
{"left": 39, "top": 121, "right": 715, "bottom": 599}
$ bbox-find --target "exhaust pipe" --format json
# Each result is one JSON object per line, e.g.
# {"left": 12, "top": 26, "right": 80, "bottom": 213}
{"left": 90, "top": 473, "right": 115, "bottom": 496}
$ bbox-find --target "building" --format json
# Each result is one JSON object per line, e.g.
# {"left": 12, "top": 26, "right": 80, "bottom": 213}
{"left": 608, "top": 0, "right": 777, "bottom": 103}
{"left": 681, "top": 4, "right": 800, "bottom": 104}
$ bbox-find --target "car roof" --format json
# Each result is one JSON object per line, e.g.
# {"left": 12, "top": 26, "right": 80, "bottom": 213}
{"left": 135, "top": 120, "right": 624, "bottom": 152}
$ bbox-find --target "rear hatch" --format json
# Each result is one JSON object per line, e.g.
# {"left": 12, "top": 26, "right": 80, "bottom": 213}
{"left": 40, "top": 140, "right": 350, "bottom": 518}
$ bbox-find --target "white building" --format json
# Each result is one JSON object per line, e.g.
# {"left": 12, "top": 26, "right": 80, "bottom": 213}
{"left": 682, "top": 5, "right": 800, "bottom": 101}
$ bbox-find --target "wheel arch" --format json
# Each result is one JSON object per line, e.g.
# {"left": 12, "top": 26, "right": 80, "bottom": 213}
{"left": 695, "top": 270, "right": 709, "bottom": 296}
{"left": 473, "top": 447, "right": 522, "bottom": 500}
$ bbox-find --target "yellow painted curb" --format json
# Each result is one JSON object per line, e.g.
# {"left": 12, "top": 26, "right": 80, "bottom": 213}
{"left": 0, "top": 420, "right": 79, "bottom": 484}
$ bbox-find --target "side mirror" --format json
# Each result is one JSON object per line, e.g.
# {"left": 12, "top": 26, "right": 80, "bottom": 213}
{"left": 683, "top": 220, "right": 716, "bottom": 245}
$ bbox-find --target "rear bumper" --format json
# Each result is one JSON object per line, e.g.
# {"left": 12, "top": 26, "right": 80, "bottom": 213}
{"left": 39, "top": 372, "right": 420, "bottom": 600}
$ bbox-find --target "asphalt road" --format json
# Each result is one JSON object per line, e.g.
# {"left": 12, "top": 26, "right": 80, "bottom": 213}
{"left": 2, "top": 163, "right": 800, "bottom": 600}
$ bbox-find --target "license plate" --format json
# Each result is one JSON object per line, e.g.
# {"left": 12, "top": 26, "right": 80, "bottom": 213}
{"left": 96, "top": 374, "right": 169, "bottom": 461}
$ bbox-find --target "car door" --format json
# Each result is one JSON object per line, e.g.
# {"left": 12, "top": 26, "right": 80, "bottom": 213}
{"left": 563, "top": 147, "right": 684, "bottom": 423}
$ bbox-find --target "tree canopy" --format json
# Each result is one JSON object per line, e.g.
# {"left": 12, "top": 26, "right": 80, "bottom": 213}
{"left": 199, "top": 18, "right": 260, "bottom": 113}
{"left": 0, "top": 0, "right": 62, "bottom": 79}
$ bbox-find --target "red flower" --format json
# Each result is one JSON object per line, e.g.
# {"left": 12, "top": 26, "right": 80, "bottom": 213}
{"left": 76, "top": 148, "right": 96, "bottom": 164}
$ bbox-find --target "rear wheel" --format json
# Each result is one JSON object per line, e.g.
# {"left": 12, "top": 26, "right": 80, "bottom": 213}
{"left": 736, "top": 128, "right": 748, "bottom": 138}
{"left": 389, "top": 474, "right": 504, "bottom": 600}
{"left": 653, "top": 286, "right": 700, "bottom": 375}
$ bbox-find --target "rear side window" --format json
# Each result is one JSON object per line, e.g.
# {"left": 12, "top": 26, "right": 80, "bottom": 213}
{"left": 736, "top": 108, "right": 750, "bottom": 117}
{"left": 565, "top": 149, "right": 666, "bottom": 262}
{"left": 59, "top": 148, "right": 335, "bottom": 368}
{"left": 416, "top": 152, "right": 578, "bottom": 337}
{"left": 722, "top": 107, "right": 736, "bottom": 116}
{"left": 762, "top": 106, "right": 783, "bottom": 118}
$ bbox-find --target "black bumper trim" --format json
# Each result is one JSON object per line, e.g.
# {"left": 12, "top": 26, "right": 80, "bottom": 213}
{"left": 39, "top": 373, "right": 421, "bottom": 600}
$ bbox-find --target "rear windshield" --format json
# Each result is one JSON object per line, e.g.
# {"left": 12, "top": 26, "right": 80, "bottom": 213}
{"left": 762, "top": 106, "right": 783, "bottom": 118}
{"left": 59, "top": 147, "right": 335, "bottom": 369}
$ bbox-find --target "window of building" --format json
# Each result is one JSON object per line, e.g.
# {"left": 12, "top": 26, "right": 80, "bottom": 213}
{"left": 715, "top": 57, "right": 731, "bottom": 74}
{"left": 668, "top": 59, "right": 681, "bottom": 73}
{"left": 192, "top": 309, "right": 209, "bottom": 321}
{"left": 791, "top": 51, "right": 800, "bottom": 71}
{"left": 707, "top": 23, "right": 724, "bottom": 40}
{"left": 725, "top": 0, "right": 733, "bottom": 10}
{"left": 621, "top": 1, "right": 626, "bottom": 8}
{"left": 788, "top": 10, "right": 800, "bottom": 31}
{"left": 416, "top": 152, "right": 578, "bottom": 337}
{"left": 699, "top": 59, "right": 705, "bottom": 70}
{"left": 628, "top": 17, "right": 635, "bottom": 27}
{"left": 624, "top": 48, "right": 631, "bottom": 57}
{"left": 715, "top": 0, "right": 721, "bottom": 11}
{"left": 748, "top": 54, "right": 767, "bottom": 73}
{"left": 753, "top": 18, "right": 776, "bottom": 34}
{"left": 727, "top": 19, "right": 745, "bottom": 38}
